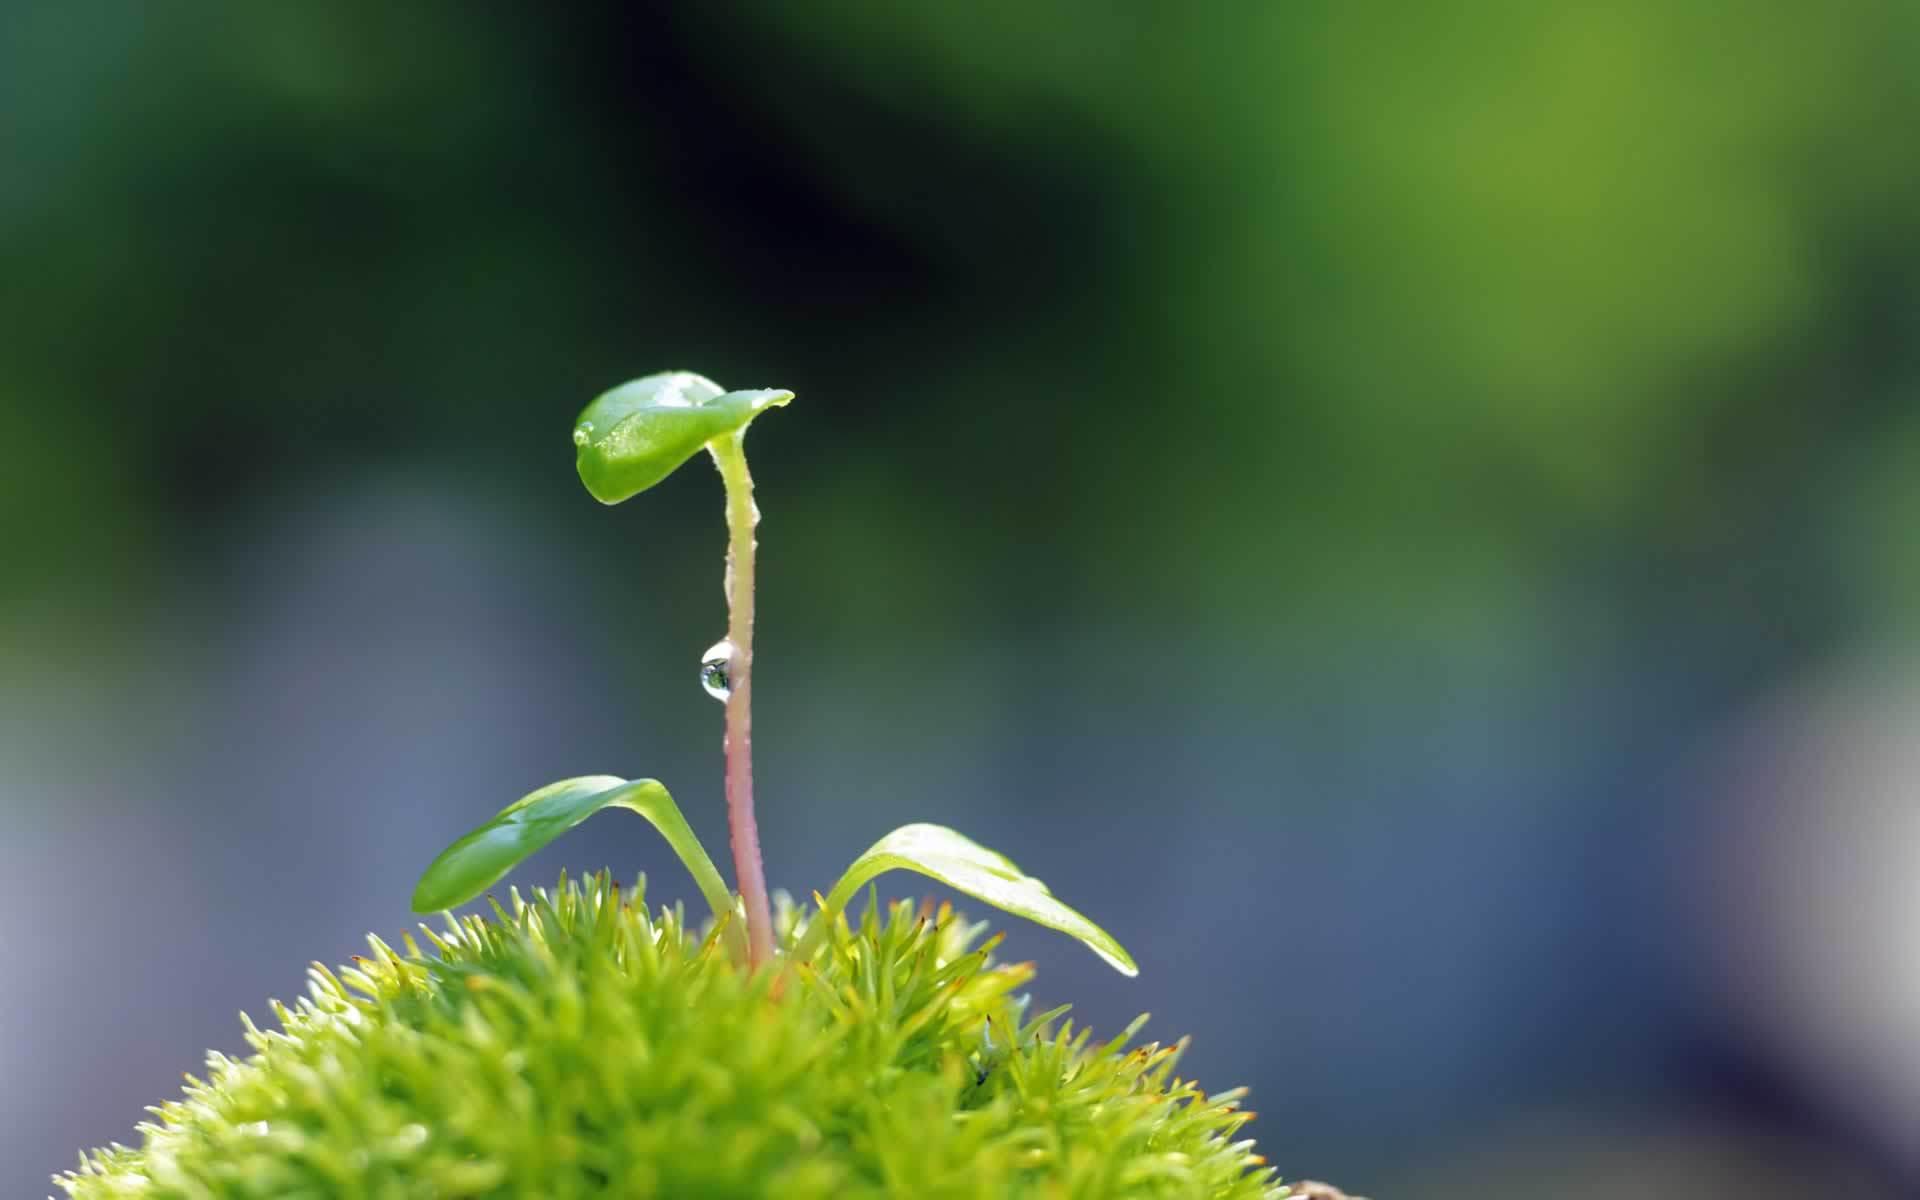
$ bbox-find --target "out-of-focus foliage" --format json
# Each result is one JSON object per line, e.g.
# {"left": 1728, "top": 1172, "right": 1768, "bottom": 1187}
{"left": 4, "top": 3, "right": 1916, "bottom": 636}
{"left": 734, "top": 2, "right": 1920, "bottom": 632}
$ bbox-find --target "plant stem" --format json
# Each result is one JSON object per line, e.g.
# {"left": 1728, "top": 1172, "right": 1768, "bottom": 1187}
{"left": 708, "top": 431, "right": 776, "bottom": 969}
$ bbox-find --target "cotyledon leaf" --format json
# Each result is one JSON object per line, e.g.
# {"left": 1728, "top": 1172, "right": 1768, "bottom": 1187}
{"left": 410, "top": 776, "right": 736, "bottom": 939}
{"left": 572, "top": 371, "right": 793, "bottom": 504}
{"left": 798, "top": 823, "right": 1138, "bottom": 977}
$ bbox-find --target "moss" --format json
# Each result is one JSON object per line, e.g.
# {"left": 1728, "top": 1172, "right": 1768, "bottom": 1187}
{"left": 60, "top": 874, "right": 1285, "bottom": 1199}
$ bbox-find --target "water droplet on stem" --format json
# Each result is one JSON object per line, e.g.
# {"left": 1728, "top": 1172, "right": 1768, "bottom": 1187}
{"left": 700, "top": 639, "right": 734, "bottom": 701}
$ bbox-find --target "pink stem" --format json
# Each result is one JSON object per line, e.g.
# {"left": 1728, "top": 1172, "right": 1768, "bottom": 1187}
{"left": 711, "top": 433, "right": 776, "bottom": 968}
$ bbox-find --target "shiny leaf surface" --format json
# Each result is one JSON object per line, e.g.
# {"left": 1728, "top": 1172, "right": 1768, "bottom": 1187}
{"left": 411, "top": 775, "right": 734, "bottom": 926}
{"left": 572, "top": 371, "right": 792, "bottom": 504}
{"left": 806, "top": 823, "right": 1138, "bottom": 976}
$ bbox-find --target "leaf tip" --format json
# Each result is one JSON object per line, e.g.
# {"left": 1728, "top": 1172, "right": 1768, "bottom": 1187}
{"left": 408, "top": 878, "right": 441, "bottom": 915}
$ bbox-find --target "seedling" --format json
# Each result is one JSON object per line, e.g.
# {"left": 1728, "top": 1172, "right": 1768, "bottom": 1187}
{"left": 61, "top": 372, "right": 1311, "bottom": 1198}
{"left": 410, "top": 370, "right": 1136, "bottom": 978}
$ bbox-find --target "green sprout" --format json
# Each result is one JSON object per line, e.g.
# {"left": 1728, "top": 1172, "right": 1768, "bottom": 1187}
{"left": 412, "top": 370, "right": 1137, "bottom": 979}
{"left": 58, "top": 371, "right": 1324, "bottom": 1197}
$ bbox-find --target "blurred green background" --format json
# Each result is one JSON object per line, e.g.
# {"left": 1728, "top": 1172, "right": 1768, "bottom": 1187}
{"left": 6, "top": 4, "right": 1920, "bottom": 1196}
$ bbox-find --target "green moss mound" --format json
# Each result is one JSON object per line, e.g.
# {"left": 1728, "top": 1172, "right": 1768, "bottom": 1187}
{"left": 60, "top": 874, "right": 1284, "bottom": 1198}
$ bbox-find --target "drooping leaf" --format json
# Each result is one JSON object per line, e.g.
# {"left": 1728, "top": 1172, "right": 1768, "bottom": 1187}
{"left": 801, "top": 823, "right": 1138, "bottom": 976}
{"left": 572, "top": 371, "right": 793, "bottom": 504}
{"left": 411, "top": 776, "right": 735, "bottom": 930}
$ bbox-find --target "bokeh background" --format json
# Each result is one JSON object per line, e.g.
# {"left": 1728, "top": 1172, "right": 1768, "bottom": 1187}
{"left": 5, "top": 4, "right": 1920, "bottom": 1196}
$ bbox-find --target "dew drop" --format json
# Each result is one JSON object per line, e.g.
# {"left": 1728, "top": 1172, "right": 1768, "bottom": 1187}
{"left": 572, "top": 422, "right": 593, "bottom": 447}
{"left": 699, "top": 639, "right": 734, "bottom": 701}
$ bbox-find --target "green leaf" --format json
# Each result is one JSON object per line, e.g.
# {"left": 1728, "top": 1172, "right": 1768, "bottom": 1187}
{"left": 802, "top": 823, "right": 1139, "bottom": 977}
{"left": 572, "top": 371, "right": 793, "bottom": 504}
{"left": 411, "top": 776, "right": 736, "bottom": 931}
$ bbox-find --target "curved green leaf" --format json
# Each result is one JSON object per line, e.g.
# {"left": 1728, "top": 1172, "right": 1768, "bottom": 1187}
{"left": 801, "top": 823, "right": 1138, "bottom": 977}
{"left": 411, "top": 776, "right": 735, "bottom": 930}
{"left": 573, "top": 371, "right": 793, "bottom": 504}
